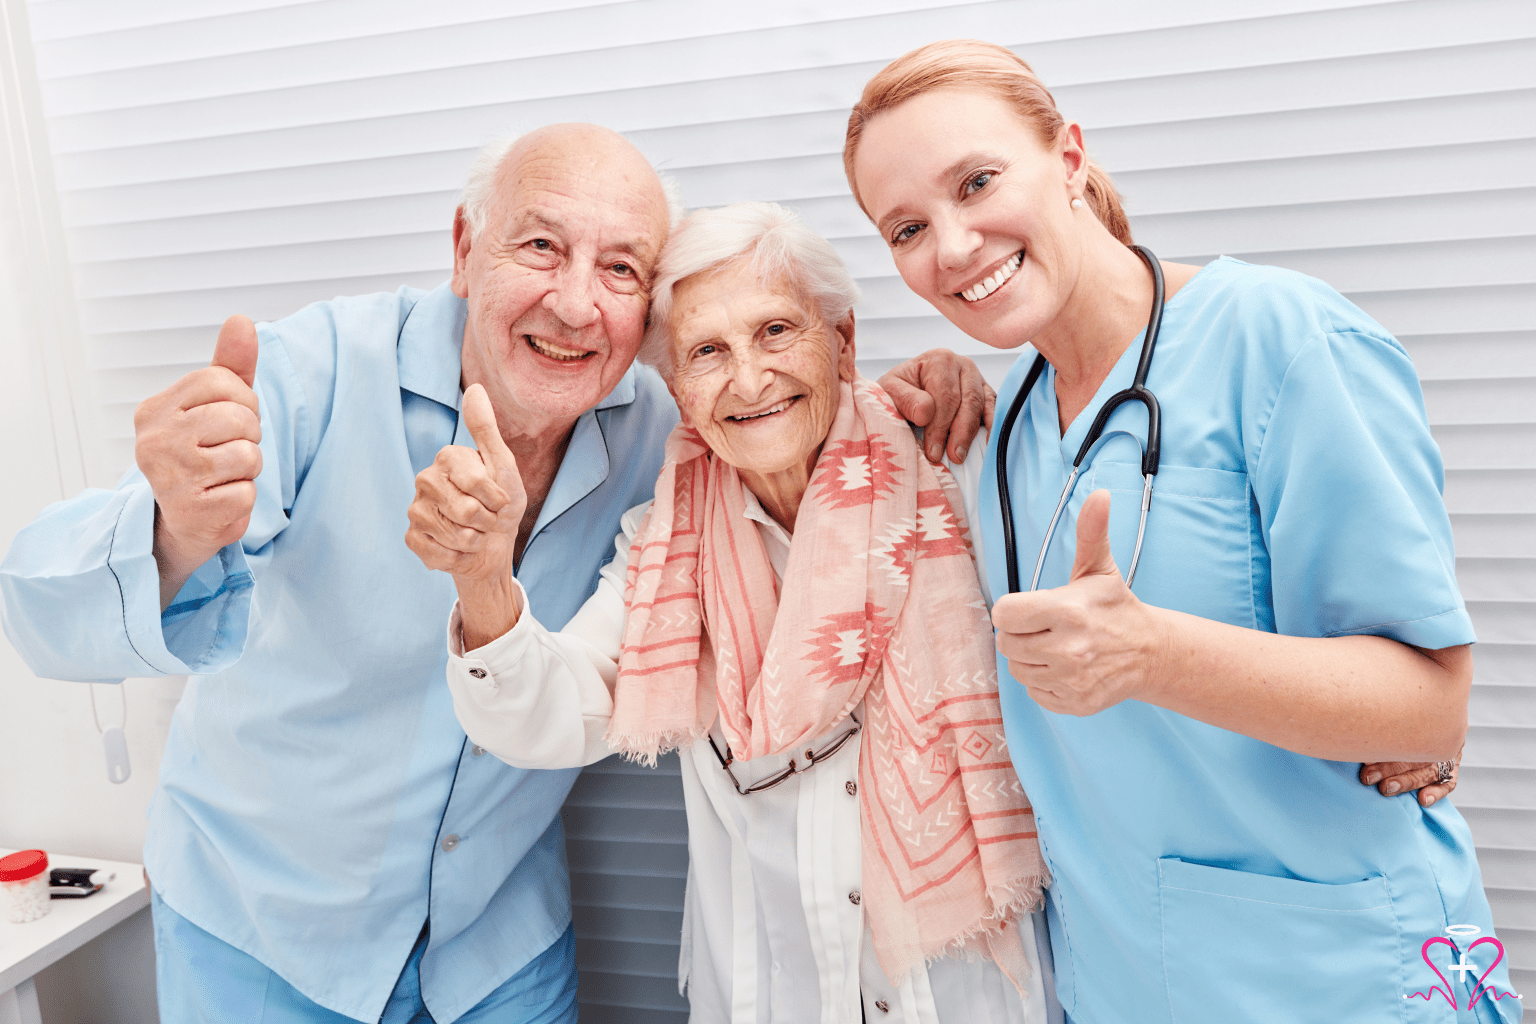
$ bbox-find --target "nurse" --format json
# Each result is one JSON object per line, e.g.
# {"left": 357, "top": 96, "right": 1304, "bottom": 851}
{"left": 844, "top": 40, "right": 1519, "bottom": 1023}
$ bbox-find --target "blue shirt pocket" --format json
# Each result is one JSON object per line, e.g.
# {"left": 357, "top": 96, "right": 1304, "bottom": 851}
{"left": 1157, "top": 857, "right": 1406, "bottom": 1023}
{"left": 1088, "top": 461, "right": 1258, "bottom": 628}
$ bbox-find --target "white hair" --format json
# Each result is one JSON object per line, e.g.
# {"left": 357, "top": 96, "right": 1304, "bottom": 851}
{"left": 459, "top": 132, "right": 684, "bottom": 239}
{"left": 639, "top": 202, "right": 861, "bottom": 380}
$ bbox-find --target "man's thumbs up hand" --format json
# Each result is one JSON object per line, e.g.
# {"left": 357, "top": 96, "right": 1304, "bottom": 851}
{"left": 990, "top": 489, "right": 1162, "bottom": 716}
{"left": 406, "top": 384, "right": 529, "bottom": 648}
{"left": 210, "top": 314, "right": 259, "bottom": 388}
{"left": 137, "top": 315, "right": 265, "bottom": 609}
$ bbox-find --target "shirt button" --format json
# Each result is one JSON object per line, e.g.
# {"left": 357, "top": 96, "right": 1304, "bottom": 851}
{"left": 471, "top": 745, "right": 485, "bottom": 757}
{"left": 848, "top": 890, "right": 861, "bottom": 906}
{"left": 875, "top": 1000, "right": 890, "bottom": 1012}
{"left": 846, "top": 780, "right": 857, "bottom": 796}
{"left": 468, "top": 667, "right": 487, "bottom": 679}
{"left": 441, "top": 834, "right": 460, "bottom": 852}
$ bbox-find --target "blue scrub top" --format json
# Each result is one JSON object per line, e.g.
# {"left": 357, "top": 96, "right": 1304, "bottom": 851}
{"left": 978, "top": 258, "right": 1519, "bottom": 1023}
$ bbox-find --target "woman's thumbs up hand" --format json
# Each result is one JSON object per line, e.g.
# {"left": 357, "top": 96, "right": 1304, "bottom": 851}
{"left": 1066, "top": 487, "right": 1121, "bottom": 583}
{"left": 990, "top": 490, "right": 1166, "bottom": 716}
{"left": 406, "top": 384, "right": 526, "bottom": 583}
{"left": 406, "top": 383, "right": 529, "bottom": 648}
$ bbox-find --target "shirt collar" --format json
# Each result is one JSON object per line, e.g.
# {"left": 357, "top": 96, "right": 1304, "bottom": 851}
{"left": 398, "top": 282, "right": 469, "bottom": 410}
{"left": 595, "top": 366, "right": 637, "bottom": 410}
{"left": 740, "top": 483, "right": 793, "bottom": 545}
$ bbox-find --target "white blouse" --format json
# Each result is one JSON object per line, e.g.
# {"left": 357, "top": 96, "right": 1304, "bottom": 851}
{"left": 446, "top": 439, "right": 1058, "bottom": 1024}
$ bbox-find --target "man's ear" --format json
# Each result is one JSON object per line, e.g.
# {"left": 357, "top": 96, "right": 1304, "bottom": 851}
{"left": 835, "top": 312, "right": 858, "bottom": 383}
{"left": 451, "top": 206, "right": 473, "bottom": 299}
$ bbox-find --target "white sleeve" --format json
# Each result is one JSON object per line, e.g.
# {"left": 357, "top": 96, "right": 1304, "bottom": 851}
{"left": 944, "top": 426, "right": 993, "bottom": 608}
{"left": 444, "top": 501, "right": 651, "bottom": 769}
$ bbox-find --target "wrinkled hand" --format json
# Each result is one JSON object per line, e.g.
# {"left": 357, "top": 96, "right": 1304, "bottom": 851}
{"left": 992, "top": 490, "right": 1160, "bottom": 715}
{"left": 136, "top": 315, "right": 263, "bottom": 604}
{"left": 406, "top": 383, "right": 527, "bottom": 586}
{"left": 879, "top": 348, "right": 995, "bottom": 464}
{"left": 1360, "top": 751, "right": 1460, "bottom": 807}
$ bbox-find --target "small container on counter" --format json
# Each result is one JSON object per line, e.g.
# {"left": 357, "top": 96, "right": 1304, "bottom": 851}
{"left": 1, "top": 849, "right": 52, "bottom": 923}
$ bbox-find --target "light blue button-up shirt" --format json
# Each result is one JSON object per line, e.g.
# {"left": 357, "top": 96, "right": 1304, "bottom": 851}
{"left": 0, "top": 283, "right": 678, "bottom": 1022}
{"left": 978, "top": 259, "right": 1516, "bottom": 1023}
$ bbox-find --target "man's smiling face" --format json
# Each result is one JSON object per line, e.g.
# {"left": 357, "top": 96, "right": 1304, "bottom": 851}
{"left": 453, "top": 125, "right": 672, "bottom": 437}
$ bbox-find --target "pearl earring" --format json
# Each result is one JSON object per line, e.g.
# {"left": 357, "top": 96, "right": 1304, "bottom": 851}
{"left": 1071, "top": 198, "right": 1084, "bottom": 210}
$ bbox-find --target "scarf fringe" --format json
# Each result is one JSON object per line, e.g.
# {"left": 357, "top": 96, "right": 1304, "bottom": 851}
{"left": 608, "top": 729, "right": 702, "bottom": 768}
{"left": 983, "top": 871, "right": 1052, "bottom": 923}
{"left": 920, "top": 872, "right": 1051, "bottom": 966}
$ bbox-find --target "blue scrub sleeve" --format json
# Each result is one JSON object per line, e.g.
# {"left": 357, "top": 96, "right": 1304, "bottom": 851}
{"left": 0, "top": 326, "right": 316, "bottom": 682}
{"left": 1255, "top": 328, "right": 1474, "bottom": 649}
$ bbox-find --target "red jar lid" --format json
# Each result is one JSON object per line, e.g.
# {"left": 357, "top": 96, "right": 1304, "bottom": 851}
{"left": 0, "top": 849, "right": 48, "bottom": 881}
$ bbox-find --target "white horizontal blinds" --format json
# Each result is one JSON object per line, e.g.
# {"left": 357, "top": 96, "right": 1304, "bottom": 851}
{"left": 22, "top": 0, "right": 1534, "bottom": 1013}
{"left": 28, "top": 0, "right": 1391, "bottom": 477}
{"left": 564, "top": 753, "right": 689, "bottom": 1022}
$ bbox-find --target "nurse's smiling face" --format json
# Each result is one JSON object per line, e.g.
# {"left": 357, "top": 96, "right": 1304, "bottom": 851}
{"left": 852, "top": 88, "right": 1089, "bottom": 351}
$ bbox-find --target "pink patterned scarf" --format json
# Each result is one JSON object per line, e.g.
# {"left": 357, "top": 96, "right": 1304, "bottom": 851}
{"left": 607, "top": 378, "right": 1047, "bottom": 986}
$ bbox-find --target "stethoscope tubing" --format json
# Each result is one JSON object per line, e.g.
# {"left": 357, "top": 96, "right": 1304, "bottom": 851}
{"left": 996, "top": 245, "right": 1166, "bottom": 595}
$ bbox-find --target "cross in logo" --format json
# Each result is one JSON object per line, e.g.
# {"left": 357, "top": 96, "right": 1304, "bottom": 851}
{"left": 1446, "top": 950, "right": 1481, "bottom": 980}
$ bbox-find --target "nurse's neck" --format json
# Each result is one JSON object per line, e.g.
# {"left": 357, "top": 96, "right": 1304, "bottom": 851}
{"left": 1040, "top": 235, "right": 1199, "bottom": 437}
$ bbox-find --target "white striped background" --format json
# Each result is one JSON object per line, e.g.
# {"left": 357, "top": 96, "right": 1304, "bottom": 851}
{"left": 18, "top": 0, "right": 1534, "bottom": 1017}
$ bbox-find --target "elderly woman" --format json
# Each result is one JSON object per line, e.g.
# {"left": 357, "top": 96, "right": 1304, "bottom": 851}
{"left": 417, "top": 202, "right": 1054, "bottom": 1023}
{"left": 844, "top": 40, "right": 1515, "bottom": 1024}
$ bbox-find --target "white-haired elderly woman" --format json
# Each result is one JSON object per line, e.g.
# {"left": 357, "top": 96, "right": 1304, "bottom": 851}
{"left": 434, "top": 202, "right": 1056, "bottom": 1023}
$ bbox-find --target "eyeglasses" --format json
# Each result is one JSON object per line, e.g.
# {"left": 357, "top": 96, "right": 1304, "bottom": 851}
{"left": 707, "top": 713, "right": 861, "bottom": 796}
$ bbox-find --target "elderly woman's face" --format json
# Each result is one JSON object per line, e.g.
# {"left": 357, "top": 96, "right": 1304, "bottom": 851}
{"left": 669, "top": 260, "right": 855, "bottom": 482}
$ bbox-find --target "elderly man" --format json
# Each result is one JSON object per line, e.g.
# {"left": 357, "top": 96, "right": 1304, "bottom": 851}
{"left": 0, "top": 124, "right": 986, "bottom": 1023}
{"left": 0, "top": 124, "right": 674, "bottom": 1024}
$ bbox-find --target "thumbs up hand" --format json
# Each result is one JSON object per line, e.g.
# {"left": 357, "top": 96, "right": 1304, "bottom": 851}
{"left": 406, "top": 384, "right": 529, "bottom": 647}
{"left": 990, "top": 489, "right": 1165, "bottom": 716}
{"left": 136, "top": 315, "right": 264, "bottom": 608}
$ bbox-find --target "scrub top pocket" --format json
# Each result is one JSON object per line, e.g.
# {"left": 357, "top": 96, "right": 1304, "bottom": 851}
{"left": 1157, "top": 857, "right": 1410, "bottom": 1024}
{"left": 1088, "top": 461, "right": 1255, "bottom": 627}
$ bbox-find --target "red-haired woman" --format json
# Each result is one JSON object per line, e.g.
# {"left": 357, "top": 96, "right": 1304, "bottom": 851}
{"left": 845, "top": 39, "right": 1513, "bottom": 1024}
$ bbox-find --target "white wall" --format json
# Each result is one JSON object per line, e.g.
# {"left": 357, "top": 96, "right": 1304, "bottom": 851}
{"left": 2, "top": 1, "right": 1532, "bottom": 1020}
{"left": 0, "top": 0, "right": 165, "bottom": 1014}
{"left": 0, "top": 0, "right": 166, "bottom": 867}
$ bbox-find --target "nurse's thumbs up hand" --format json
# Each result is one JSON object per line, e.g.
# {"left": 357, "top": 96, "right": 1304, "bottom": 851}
{"left": 1066, "top": 487, "right": 1122, "bottom": 584}
{"left": 991, "top": 490, "right": 1167, "bottom": 716}
{"left": 137, "top": 315, "right": 264, "bottom": 609}
{"left": 406, "top": 384, "right": 528, "bottom": 648}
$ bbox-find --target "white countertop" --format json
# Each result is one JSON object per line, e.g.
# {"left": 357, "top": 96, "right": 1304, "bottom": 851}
{"left": 0, "top": 849, "right": 149, "bottom": 991}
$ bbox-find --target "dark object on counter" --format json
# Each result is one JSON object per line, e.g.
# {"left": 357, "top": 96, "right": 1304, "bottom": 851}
{"left": 50, "top": 865, "right": 114, "bottom": 898}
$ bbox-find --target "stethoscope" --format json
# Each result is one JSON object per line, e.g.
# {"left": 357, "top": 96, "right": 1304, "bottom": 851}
{"left": 995, "top": 244, "right": 1165, "bottom": 595}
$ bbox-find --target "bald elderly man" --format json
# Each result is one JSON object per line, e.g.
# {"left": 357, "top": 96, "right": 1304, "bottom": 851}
{"left": 0, "top": 125, "right": 987, "bottom": 1023}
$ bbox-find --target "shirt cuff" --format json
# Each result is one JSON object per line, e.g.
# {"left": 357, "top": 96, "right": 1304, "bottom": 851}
{"left": 114, "top": 485, "right": 255, "bottom": 676}
{"left": 445, "top": 576, "right": 533, "bottom": 683}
